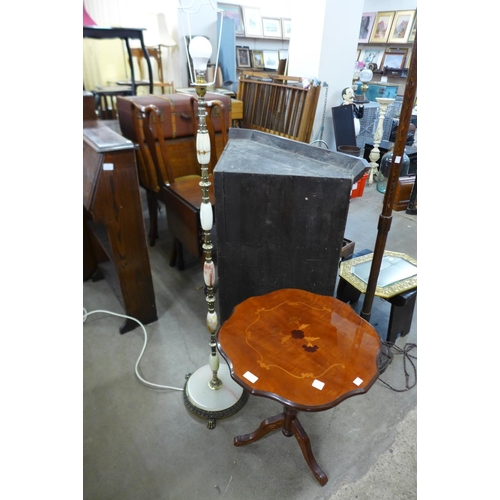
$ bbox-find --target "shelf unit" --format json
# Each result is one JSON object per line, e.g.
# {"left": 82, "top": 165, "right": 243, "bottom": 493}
{"left": 235, "top": 35, "right": 289, "bottom": 73}
{"left": 356, "top": 41, "right": 414, "bottom": 97}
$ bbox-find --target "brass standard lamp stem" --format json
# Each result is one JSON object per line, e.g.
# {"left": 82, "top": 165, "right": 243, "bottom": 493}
{"left": 360, "top": 34, "right": 417, "bottom": 322}
{"left": 195, "top": 75, "right": 222, "bottom": 390}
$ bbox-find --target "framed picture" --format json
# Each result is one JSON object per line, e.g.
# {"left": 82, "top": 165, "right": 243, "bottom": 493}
{"left": 251, "top": 50, "right": 264, "bottom": 69}
{"left": 360, "top": 48, "right": 383, "bottom": 67}
{"left": 388, "top": 10, "right": 416, "bottom": 44}
{"left": 236, "top": 47, "right": 251, "bottom": 68}
{"left": 262, "top": 17, "right": 282, "bottom": 38}
{"left": 381, "top": 50, "right": 407, "bottom": 70}
{"left": 263, "top": 50, "right": 279, "bottom": 70}
{"left": 358, "top": 12, "right": 376, "bottom": 43}
{"left": 408, "top": 15, "right": 417, "bottom": 43}
{"left": 243, "top": 7, "right": 263, "bottom": 37}
{"left": 405, "top": 49, "right": 413, "bottom": 69}
{"left": 369, "top": 11, "right": 395, "bottom": 44}
{"left": 282, "top": 18, "right": 292, "bottom": 40}
{"left": 218, "top": 3, "right": 245, "bottom": 36}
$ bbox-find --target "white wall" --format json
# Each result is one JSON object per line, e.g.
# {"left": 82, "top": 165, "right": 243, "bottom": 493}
{"left": 363, "top": 1, "right": 416, "bottom": 11}
{"left": 84, "top": 0, "right": 417, "bottom": 118}
{"left": 218, "top": 0, "right": 293, "bottom": 18}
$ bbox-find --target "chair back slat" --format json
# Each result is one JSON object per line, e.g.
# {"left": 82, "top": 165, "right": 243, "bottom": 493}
{"left": 237, "top": 72, "right": 321, "bottom": 143}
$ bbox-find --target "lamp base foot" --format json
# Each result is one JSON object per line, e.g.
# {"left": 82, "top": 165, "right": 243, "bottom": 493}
{"left": 184, "top": 363, "right": 248, "bottom": 429}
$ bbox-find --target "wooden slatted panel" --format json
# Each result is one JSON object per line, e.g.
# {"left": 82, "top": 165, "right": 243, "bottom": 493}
{"left": 237, "top": 72, "right": 321, "bottom": 143}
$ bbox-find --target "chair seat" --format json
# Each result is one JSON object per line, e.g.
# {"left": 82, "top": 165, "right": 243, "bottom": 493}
{"left": 159, "top": 177, "right": 215, "bottom": 260}
{"left": 116, "top": 80, "right": 151, "bottom": 87}
{"left": 94, "top": 85, "right": 134, "bottom": 95}
{"left": 165, "top": 175, "right": 215, "bottom": 209}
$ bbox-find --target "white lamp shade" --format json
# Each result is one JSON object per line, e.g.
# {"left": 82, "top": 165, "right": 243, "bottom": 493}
{"left": 359, "top": 67, "right": 373, "bottom": 83}
{"left": 189, "top": 36, "right": 212, "bottom": 71}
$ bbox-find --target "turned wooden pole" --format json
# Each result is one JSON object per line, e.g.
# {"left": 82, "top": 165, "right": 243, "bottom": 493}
{"left": 360, "top": 33, "right": 417, "bottom": 322}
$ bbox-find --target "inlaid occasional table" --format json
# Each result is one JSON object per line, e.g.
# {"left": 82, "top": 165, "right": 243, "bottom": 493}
{"left": 217, "top": 288, "right": 381, "bottom": 486}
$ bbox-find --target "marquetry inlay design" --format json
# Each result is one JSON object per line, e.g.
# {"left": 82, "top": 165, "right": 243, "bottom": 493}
{"left": 245, "top": 301, "right": 345, "bottom": 379}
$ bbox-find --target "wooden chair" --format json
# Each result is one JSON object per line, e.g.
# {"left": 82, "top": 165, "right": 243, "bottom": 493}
{"left": 93, "top": 86, "right": 134, "bottom": 119}
{"left": 237, "top": 71, "right": 321, "bottom": 143}
{"left": 117, "top": 46, "right": 175, "bottom": 95}
{"left": 131, "top": 99, "right": 228, "bottom": 269}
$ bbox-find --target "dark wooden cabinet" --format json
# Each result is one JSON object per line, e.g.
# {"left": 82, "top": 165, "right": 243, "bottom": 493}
{"left": 214, "top": 129, "right": 366, "bottom": 323}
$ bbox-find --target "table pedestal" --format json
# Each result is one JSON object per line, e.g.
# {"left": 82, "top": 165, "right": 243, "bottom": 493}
{"left": 235, "top": 405, "right": 328, "bottom": 485}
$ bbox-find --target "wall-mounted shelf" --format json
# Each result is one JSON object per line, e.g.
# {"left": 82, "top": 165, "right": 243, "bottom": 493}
{"left": 236, "top": 35, "right": 289, "bottom": 42}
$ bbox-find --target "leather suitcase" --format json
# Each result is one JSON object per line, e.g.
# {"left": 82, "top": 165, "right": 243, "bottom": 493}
{"left": 116, "top": 93, "right": 231, "bottom": 191}
{"left": 117, "top": 92, "right": 231, "bottom": 143}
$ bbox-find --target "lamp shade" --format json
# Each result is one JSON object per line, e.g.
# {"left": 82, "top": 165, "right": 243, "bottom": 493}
{"left": 359, "top": 67, "right": 373, "bottom": 83}
{"left": 189, "top": 36, "right": 212, "bottom": 71}
{"left": 143, "top": 13, "right": 177, "bottom": 47}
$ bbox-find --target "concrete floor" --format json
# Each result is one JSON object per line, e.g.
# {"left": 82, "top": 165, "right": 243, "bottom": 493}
{"left": 83, "top": 175, "right": 417, "bottom": 500}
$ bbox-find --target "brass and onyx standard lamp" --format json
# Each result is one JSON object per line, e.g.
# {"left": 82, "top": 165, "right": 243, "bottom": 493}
{"left": 179, "top": 0, "right": 247, "bottom": 429}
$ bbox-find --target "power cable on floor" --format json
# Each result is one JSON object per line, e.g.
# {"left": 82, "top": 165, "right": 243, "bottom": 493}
{"left": 83, "top": 308, "right": 184, "bottom": 392}
{"left": 378, "top": 341, "right": 417, "bottom": 392}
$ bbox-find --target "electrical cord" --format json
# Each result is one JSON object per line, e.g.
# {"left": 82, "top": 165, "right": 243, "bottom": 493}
{"left": 83, "top": 308, "right": 183, "bottom": 392}
{"left": 378, "top": 341, "right": 417, "bottom": 392}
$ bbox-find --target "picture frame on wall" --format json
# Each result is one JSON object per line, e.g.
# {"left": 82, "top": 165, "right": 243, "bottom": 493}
{"left": 236, "top": 47, "right": 251, "bottom": 68}
{"left": 369, "top": 11, "right": 395, "bottom": 44}
{"left": 381, "top": 50, "right": 407, "bottom": 70}
{"left": 388, "top": 10, "right": 416, "bottom": 44}
{"left": 282, "top": 18, "right": 291, "bottom": 40}
{"left": 405, "top": 49, "right": 413, "bottom": 69}
{"left": 251, "top": 50, "right": 265, "bottom": 69}
{"left": 360, "top": 48, "right": 383, "bottom": 67}
{"left": 263, "top": 50, "right": 279, "bottom": 70}
{"left": 408, "top": 15, "right": 417, "bottom": 43}
{"left": 262, "top": 17, "right": 282, "bottom": 38}
{"left": 358, "top": 12, "right": 376, "bottom": 43}
{"left": 218, "top": 3, "right": 245, "bottom": 36}
{"left": 243, "top": 7, "right": 263, "bottom": 37}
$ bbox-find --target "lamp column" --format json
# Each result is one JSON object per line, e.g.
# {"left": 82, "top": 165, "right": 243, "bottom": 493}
{"left": 183, "top": 37, "right": 248, "bottom": 429}
{"left": 368, "top": 97, "right": 394, "bottom": 186}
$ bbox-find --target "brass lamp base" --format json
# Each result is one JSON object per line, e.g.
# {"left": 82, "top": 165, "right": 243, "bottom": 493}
{"left": 184, "top": 364, "right": 249, "bottom": 429}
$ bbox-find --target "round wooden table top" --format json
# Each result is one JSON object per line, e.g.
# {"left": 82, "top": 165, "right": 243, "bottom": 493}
{"left": 217, "top": 288, "right": 381, "bottom": 411}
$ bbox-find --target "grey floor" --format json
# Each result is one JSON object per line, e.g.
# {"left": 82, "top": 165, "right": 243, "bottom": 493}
{"left": 83, "top": 177, "right": 417, "bottom": 500}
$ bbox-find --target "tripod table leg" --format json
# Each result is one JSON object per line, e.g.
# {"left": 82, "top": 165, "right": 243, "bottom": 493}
{"left": 234, "top": 413, "right": 284, "bottom": 446}
{"left": 292, "top": 417, "right": 328, "bottom": 486}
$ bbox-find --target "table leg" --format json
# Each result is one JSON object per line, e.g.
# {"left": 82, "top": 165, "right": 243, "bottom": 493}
{"left": 336, "top": 277, "right": 362, "bottom": 304}
{"left": 291, "top": 416, "right": 328, "bottom": 486}
{"left": 234, "top": 406, "right": 328, "bottom": 486}
{"left": 234, "top": 413, "right": 284, "bottom": 446}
